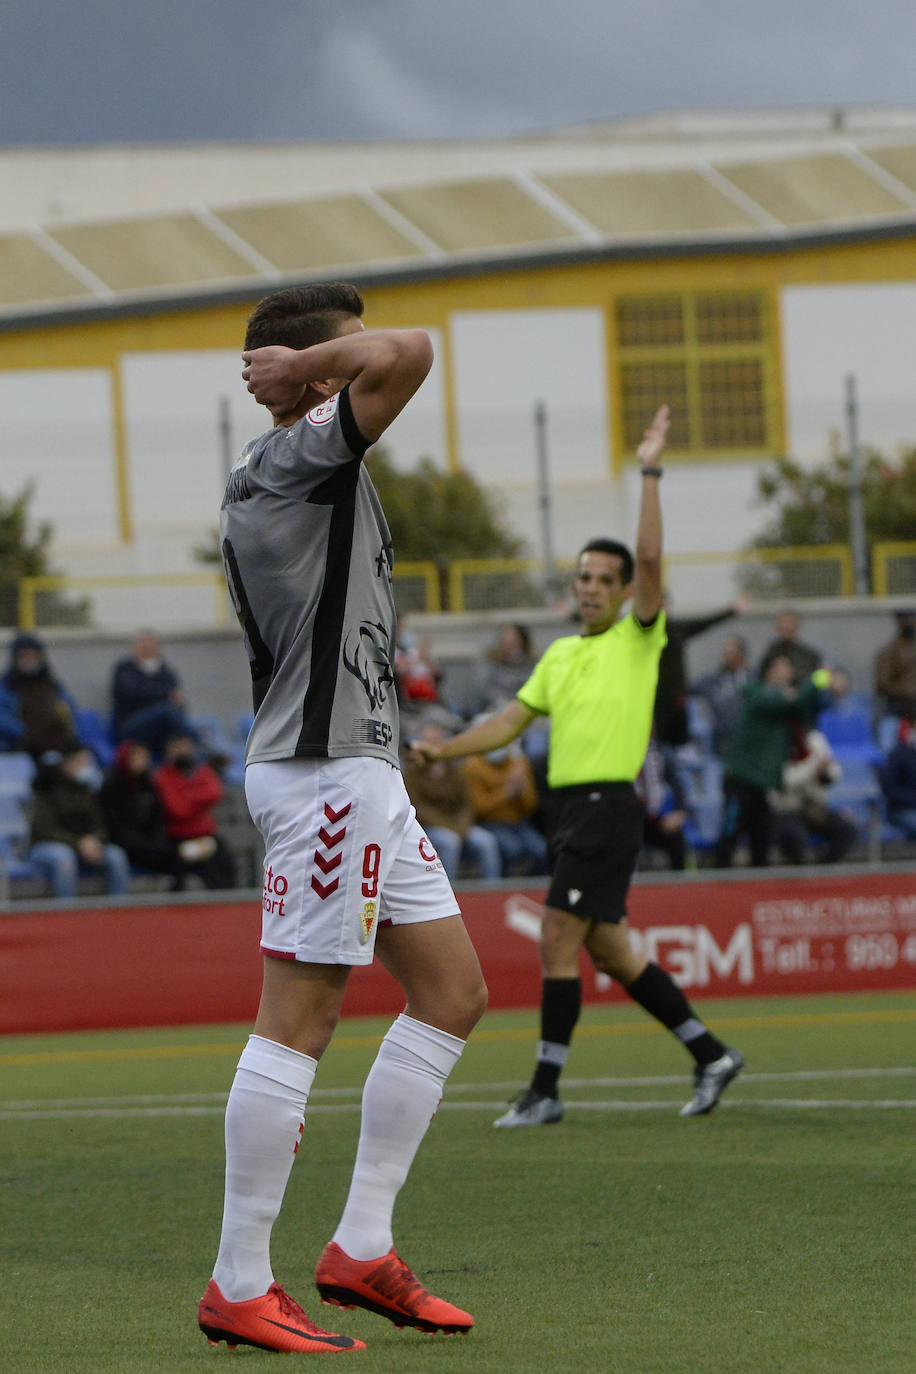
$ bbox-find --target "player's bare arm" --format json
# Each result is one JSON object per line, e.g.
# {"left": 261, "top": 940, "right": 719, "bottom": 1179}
{"left": 243, "top": 329, "right": 433, "bottom": 439}
{"left": 632, "top": 403, "right": 668, "bottom": 625}
{"left": 409, "top": 699, "right": 536, "bottom": 764}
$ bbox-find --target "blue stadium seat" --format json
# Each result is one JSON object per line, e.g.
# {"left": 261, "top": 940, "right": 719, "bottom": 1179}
{"left": 685, "top": 694, "right": 715, "bottom": 752}
{"left": 74, "top": 707, "right": 115, "bottom": 767}
{"left": 0, "top": 752, "right": 36, "bottom": 796}
{"left": 817, "top": 707, "right": 880, "bottom": 760}
{"left": 0, "top": 790, "right": 39, "bottom": 897}
{"left": 234, "top": 712, "right": 255, "bottom": 743}
{"left": 677, "top": 754, "right": 724, "bottom": 853}
{"left": 876, "top": 714, "right": 904, "bottom": 754}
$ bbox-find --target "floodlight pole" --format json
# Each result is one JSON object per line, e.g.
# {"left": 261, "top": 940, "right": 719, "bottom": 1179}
{"left": 844, "top": 373, "right": 870, "bottom": 596}
{"left": 534, "top": 400, "right": 556, "bottom": 603}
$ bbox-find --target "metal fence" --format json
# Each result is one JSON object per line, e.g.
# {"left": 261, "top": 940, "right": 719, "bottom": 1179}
{"left": 16, "top": 542, "right": 915, "bottom": 628}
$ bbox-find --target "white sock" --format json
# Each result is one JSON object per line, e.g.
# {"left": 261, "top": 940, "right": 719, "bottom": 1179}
{"left": 212, "top": 1035, "right": 317, "bottom": 1302}
{"left": 332, "top": 1014, "right": 465, "bottom": 1262}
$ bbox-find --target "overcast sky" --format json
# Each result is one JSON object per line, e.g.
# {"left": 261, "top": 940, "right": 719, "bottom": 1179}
{"left": 2, "top": 0, "right": 915, "bottom": 146}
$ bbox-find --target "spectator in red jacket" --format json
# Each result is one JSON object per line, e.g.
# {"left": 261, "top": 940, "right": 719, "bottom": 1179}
{"left": 154, "top": 732, "right": 236, "bottom": 889}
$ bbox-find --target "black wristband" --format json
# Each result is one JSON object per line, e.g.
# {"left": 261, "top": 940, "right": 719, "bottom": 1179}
{"left": 641, "top": 466, "right": 663, "bottom": 478}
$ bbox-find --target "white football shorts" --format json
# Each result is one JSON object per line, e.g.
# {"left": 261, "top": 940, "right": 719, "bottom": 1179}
{"left": 245, "top": 755, "right": 460, "bottom": 965}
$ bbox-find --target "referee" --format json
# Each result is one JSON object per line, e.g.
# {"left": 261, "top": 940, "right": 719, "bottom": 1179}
{"left": 409, "top": 405, "right": 743, "bottom": 1124}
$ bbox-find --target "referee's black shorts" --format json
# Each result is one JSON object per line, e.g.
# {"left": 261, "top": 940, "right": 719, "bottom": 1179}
{"left": 544, "top": 780, "right": 644, "bottom": 924}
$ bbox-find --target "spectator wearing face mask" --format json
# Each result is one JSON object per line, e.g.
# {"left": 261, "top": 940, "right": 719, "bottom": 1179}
{"left": 0, "top": 632, "right": 81, "bottom": 758}
{"left": 153, "top": 732, "right": 237, "bottom": 889}
{"left": 874, "top": 610, "right": 916, "bottom": 719}
{"left": 101, "top": 739, "right": 233, "bottom": 890}
{"left": 29, "top": 744, "right": 131, "bottom": 898}
{"left": 111, "top": 630, "right": 194, "bottom": 755}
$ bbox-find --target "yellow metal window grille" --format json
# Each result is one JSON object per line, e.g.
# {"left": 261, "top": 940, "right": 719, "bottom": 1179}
{"left": 616, "top": 294, "right": 684, "bottom": 348}
{"left": 614, "top": 290, "right": 773, "bottom": 459}
{"left": 698, "top": 359, "right": 767, "bottom": 448}
{"left": 620, "top": 361, "right": 690, "bottom": 451}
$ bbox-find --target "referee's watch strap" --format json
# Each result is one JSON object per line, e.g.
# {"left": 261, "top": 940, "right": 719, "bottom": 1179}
{"left": 641, "top": 466, "right": 663, "bottom": 477}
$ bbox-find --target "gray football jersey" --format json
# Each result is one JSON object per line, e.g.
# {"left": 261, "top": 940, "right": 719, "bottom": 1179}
{"left": 220, "top": 386, "right": 399, "bottom": 766}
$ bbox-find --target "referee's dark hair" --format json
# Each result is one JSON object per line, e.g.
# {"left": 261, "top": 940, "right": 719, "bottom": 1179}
{"left": 578, "top": 537, "right": 634, "bottom": 585}
{"left": 245, "top": 282, "right": 365, "bottom": 351}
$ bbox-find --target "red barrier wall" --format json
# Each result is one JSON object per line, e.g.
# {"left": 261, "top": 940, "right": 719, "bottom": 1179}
{"left": 3, "top": 869, "right": 916, "bottom": 1034}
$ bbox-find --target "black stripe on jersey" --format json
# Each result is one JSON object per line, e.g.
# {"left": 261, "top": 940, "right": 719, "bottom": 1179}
{"left": 221, "top": 537, "right": 275, "bottom": 711}
{"left": 338, "top": 384, "right": 371, "bottom": 458}
{"left": 294, "top": 479, "right": 358, "bottom": 757}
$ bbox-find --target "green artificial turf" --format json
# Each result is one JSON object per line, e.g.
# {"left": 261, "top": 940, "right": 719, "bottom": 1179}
{"left": 1, "top": 991, "right": 914, "bottom": 1373}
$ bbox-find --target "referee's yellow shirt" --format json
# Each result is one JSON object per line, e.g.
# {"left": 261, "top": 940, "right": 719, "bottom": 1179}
{"left": 517, "top": 611, "right": 667, "bottom": 788}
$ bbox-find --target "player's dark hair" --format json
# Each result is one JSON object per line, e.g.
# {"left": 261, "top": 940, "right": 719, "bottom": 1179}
{"left": 244, "top": 282, "right": 364, "bottom": 350}
{"left": 578, "top": 537, "right": 634, "bottom": 585}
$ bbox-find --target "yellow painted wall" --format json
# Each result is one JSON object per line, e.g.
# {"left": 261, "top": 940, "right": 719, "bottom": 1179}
{"left": 4, "top": 231, "right": 916, "bottom": 539}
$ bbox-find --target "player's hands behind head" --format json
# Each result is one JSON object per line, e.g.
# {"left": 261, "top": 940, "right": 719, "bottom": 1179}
{"left": 242, "top": 346, "right": 310, "bottom": 413}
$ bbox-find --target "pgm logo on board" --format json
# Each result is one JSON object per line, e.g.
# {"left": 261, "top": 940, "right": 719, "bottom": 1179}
{"left": 630, "top": 923, "right": 754, "bottom": 987}
{"left": 307, "top": 396, "right": 339, "bottom": 427}
{"left": 503, "top": 897, "right": 754, "bottom": 989}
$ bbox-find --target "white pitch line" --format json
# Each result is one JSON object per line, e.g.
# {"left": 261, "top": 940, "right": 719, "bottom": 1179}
{"left": 3, "top": 1097, "right": 916, "bottom": 1122}
{"left": 2, "top": 1066, "right": 914, "bottom": 1117}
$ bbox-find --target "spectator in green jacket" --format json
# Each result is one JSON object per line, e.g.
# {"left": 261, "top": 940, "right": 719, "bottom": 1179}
{"left": 715, "top": 656, "right": 835, "bottom": 868}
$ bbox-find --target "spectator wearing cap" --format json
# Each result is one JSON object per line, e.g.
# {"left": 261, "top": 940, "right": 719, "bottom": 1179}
{"left": 0, "top": 632, "right": 81, "bottom": 758}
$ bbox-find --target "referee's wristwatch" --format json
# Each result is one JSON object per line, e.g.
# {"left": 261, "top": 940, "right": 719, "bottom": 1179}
{"left": 641, "top": 466, "right": 663, "bottom": 477}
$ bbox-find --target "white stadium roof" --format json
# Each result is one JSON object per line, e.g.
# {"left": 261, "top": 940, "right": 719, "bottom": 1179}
{"left": 5, "top": 105, "right": 916, "bottom": 326}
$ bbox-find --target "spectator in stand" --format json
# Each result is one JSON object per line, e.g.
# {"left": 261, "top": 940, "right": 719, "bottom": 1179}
{"left": 635, "top": 736, "right": 688, "bottom": 870}
{"left": 768, "top": 726, "right": 859, "bottom": 864}
{"left": 878, "top": 714, "right": 916, "bottom": 839}
{"left": 463, "top": 732, "right": 547, "bottom": 876}
{"left": 29, "top": 744, "right": 130, "bottom": 898}
{"left": 469, "top": 623, "right": 539, "bottom": 715}
{"left": 716, "top": 656, "right": 836, "bottom": 868}
{"left": 653, "top": 593, "right": 749, "bottom": 749}
{"left": 400, "top": 723, "right": 501, "bottom": 881}
{"left": 111, "top": 631, "right": 193, "bottom": 755}
{"left": 0, "top": 632, "right": 81, "bottom": 759}
{"left": 101, "top": 739, "right": 232, "bottom": 889}
{"left": 874, "top": 610, "right": 916, "bottom": 719}
{"left": 758, "top": 610, "right": 822, "bottom": 687}
{"left": 154, "top": 732, "right": 236, "bottom": 889}
{"left": 395, "top": 617, "right": 463, "bottom": 736}
{"left": 691, "top": 633, "right": 751, "bottom": 758}
{"left": 394, "top": 615, "right": 442, "bottom": 706}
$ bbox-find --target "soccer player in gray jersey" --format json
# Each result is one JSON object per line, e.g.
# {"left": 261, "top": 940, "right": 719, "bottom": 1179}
{"left": 198, "top": 284, "right": 487, "bottom": 1356}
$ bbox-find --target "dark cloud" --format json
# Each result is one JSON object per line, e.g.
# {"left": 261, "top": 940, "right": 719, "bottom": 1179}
{"left": 1, "top": 0, "right": 914, "bottom": 146}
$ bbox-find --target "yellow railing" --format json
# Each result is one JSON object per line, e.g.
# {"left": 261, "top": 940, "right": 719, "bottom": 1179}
{"left": 18, "top": 572, "right": 231, "bottom": 630}
{"left": 665, "top": 544, "right": 854, "bottom": 597}
{"left": 871, "top": 542, "right": 916, "bottom": 596}
{"left": 15, "top": 544, "right": 865, "bottom": 627}
{"left": 392, "top": 562, "right": 442, "bottom": 614}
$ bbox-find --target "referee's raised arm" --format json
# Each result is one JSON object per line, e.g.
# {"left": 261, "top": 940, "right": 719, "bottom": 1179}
{"left": 632, "top": 404, "right": 669, "bottom": 625}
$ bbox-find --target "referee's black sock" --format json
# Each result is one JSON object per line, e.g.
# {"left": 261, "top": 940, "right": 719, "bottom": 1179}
{"left": 625, "top": 962, "right": 725, "bottom": 1066}
{"left": 530, "top": 977, "right": 582, "bottom": 1097}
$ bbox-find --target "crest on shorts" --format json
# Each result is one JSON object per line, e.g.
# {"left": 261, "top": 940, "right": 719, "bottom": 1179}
{"left": 359, "top": 900, "right": 377, "bottom": 944}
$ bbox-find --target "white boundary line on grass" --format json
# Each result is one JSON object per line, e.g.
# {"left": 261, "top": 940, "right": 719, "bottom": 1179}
{"left": 3, "top": 1098, "right": 916, "bottom": 1120}
{"left": 2, "top": 1066, "right": 916, "bottom": 1119}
